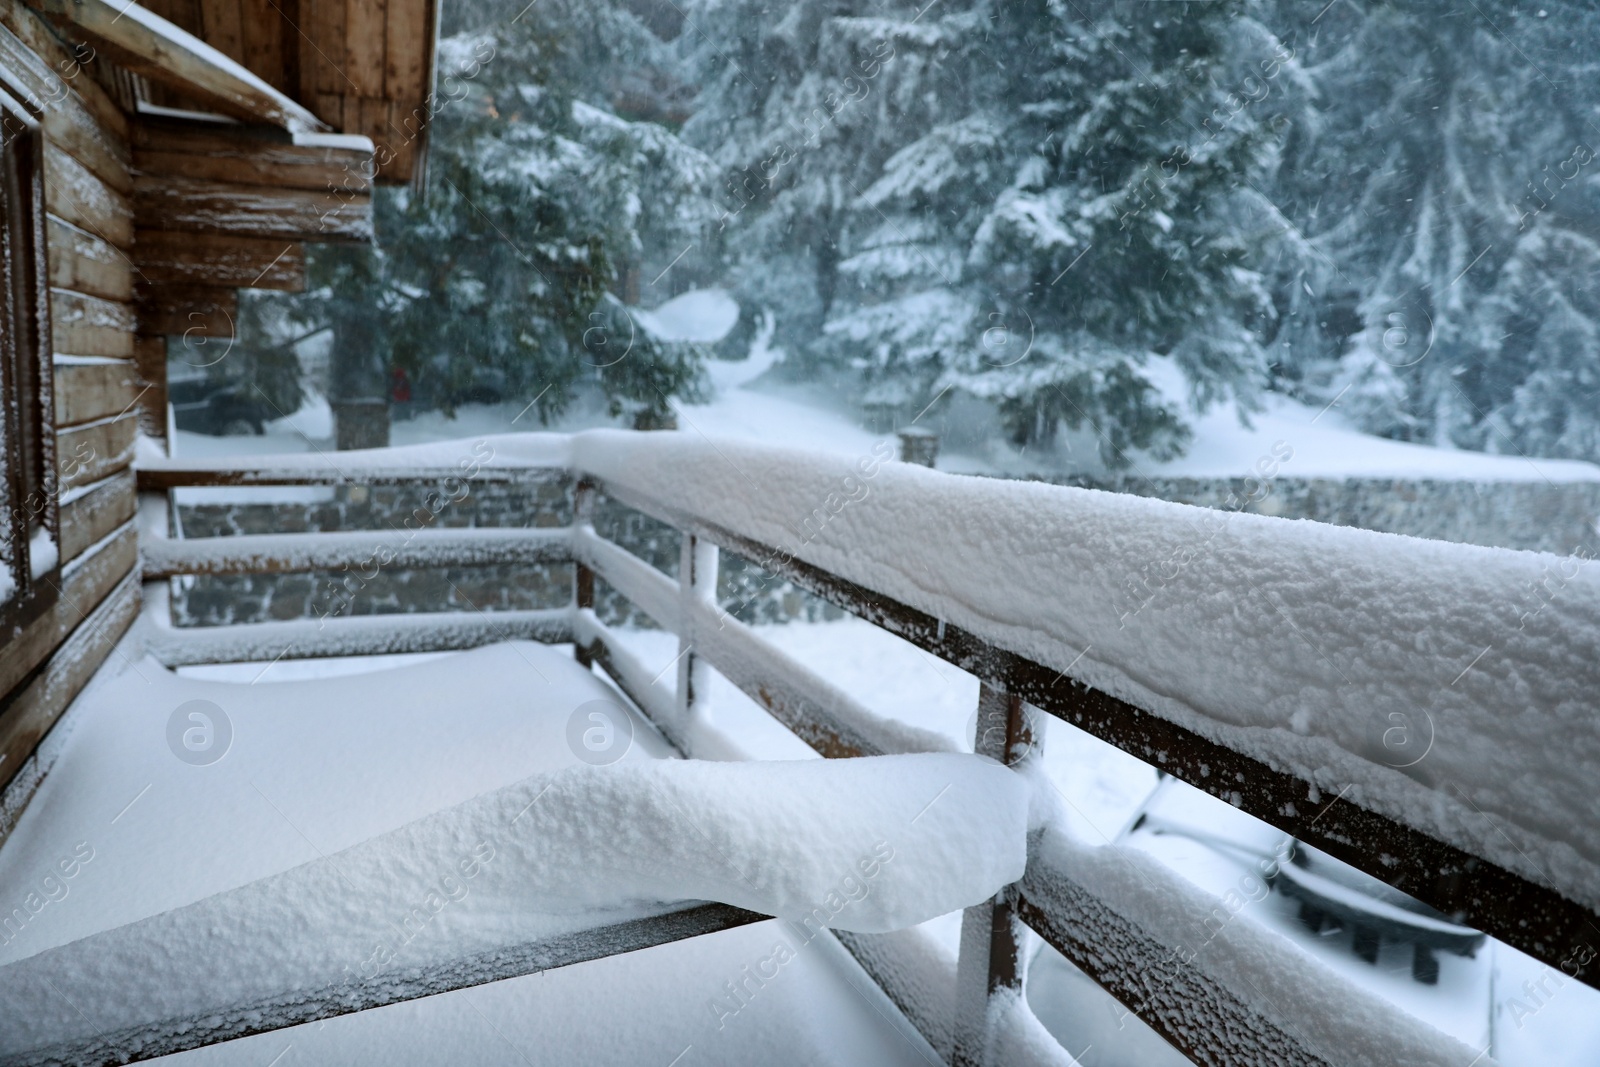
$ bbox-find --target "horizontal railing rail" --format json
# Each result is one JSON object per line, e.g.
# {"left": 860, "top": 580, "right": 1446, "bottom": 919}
{"left": 141, "top": 526, "right": 573, "bottom": 578}
{"left": 1, "top": 902, "right": 765, "bottom": 1067}
{"left": 83, "top": 434, "right": 1599, "bottom": 1066}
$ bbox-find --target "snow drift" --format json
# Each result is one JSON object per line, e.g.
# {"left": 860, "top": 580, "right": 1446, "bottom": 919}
{"left": 0, "top": 752, "right": 1026, "bottom": 1056}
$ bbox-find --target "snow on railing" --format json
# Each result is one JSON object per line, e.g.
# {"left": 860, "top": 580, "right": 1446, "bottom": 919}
{"left": 571, "top": 431, "right": 1600, "bottom": 913}
{"left": 112, "top": 429, "right": 1600, "bottom": 1066}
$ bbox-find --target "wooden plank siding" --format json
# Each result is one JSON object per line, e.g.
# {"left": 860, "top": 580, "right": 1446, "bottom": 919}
{"left": 57, "top": 415, "right": 139, "bottom": 492}
{"left": 0, "top": 524, "right": 139, "bottom": 724}
{"left": 122, "top": 0, "right": 434, "bottom": 182}
{"left": 132, "top": 172, "right": 372, "bottom": 242}
{"left": 0, "top": 571, "right": 139, "bottom": 838}
{"left": 46, "top": 215, "right": 135, "bottom": 301}
{"left": 51, "top": 288, "right": 137, "bottom": 357}
{"left": 0, "top": 0, "right": 142, "bottom": 801}
{"left": 306, "top": 0, "right": 344, "bottom": 97}
{"left": 59, "top": 468, "right": 137, "bottom": 563}
{"left": 344, "top": 0, "right": 387, "bottom": 96}
{"left": 42, "top": 143, "right": 134, "bottom": 249}
{"left": 53, "top": 359, "right": 138, "bottom": 426}
{"left": 135, "top": 230, "right": 306, "bottom": 290}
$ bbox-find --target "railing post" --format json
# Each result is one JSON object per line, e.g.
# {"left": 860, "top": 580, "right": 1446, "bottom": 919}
{"left": 676, "top": 530, "right": 719, "bottom": 727}
{"left": 952, "top": 682, "right": 1038, "bottom": 1066}
{"left": 573, "top": 477, "right": 596, "bottom": 667}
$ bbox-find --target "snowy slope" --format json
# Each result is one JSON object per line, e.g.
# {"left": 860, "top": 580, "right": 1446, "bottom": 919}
{"left": 164, "top": 327, "right": 1600, "bottom": 485}
{"left": 1149, "top": 391, "right": 1600, "bottom": 483}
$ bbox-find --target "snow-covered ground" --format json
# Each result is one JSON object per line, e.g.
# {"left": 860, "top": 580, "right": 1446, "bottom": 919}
{"left": 0, "top": 643, "right": 955, "bottom": 1066}
{"left": 165, "top": 289, "right": 1600, "bottom": 487}
{"left": 24, "top": 621, "right": 1591, "bottom": 1064}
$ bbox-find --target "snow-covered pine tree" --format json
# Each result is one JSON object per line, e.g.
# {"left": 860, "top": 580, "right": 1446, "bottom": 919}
{"left": 826, "top": 0, "right": 1295, "bottom": 464}
{"left": 679, "top": 0, "right": 969, "bottom": 372}
{"left": 302, "top": 0, "right": 719, "bottom": 427}
{"left": 1266, "top": 0, "right": 1600, "bottom": 461}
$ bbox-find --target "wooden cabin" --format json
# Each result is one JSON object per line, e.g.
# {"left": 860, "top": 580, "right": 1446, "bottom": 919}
{"left": 1, "top": 3, "right": 1597, "bottom": 1065}
{"left": 0, "top": 0, "right": 436, "bottom": 809}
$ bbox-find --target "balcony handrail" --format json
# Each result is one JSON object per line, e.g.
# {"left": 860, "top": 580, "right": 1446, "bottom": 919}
{"left": 98, "top": 428, "right": 1599, "bottom": 1066}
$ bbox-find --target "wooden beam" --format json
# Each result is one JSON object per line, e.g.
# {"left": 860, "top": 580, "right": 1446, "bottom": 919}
{"left": 133, "top": 172, "right": 371, "bottom": 241}
{"left": 953, "top": 686, "right": 1036, "bottom": 1067}
{"left": 141, "top": 605, "right": 573, "bottom": 664}
{"left": 132, "top": 333, "right": 167, "bottom": 437}
{"left": 1017, "top": 853, "right": 1335, "bottom": 1067}
{"left": 133, "top": 119, "right": 372, "bottom": 191}
{"left": 28, "top": 0, "right": 328, "bottom": 132}
{"left": 0, "top": 5, "right": 129, "bottom": 144}
{"left": 135, "top": 283, "right": 236, "bottom": 337}
{"left": 134, "top": 462, "right": 535, "bottom": 489}
{"left": 134, "top": 230, "right": 304, "bottom": 289}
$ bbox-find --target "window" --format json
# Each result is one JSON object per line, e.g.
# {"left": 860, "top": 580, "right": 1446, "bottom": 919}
{"left": 0, "top": 78, "right": 57, "bottom": 624}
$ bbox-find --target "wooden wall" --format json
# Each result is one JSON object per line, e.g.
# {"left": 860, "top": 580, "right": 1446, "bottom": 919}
{"left": 140, "top": 0, "right": 436, "bottom": 182}
{"left": 0, "top": 1, "right": 142, "bottom": 802}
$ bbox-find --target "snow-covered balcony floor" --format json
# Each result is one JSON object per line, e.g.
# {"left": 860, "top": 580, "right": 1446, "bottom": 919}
{"left": 0, "top": 643, "right": 949, "bottom": 1066}
{"left": 7, "top": 428, "right": 1597, "bottom": 1066}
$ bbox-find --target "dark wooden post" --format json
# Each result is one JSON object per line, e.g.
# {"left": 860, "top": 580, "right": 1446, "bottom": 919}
{"left": 675, "top": 530, "right": 719, "bottom": 728}
{"left": 897, "top": 427, "right": 940, "bottom": 468}
{"left": 573, "top": 477, "right": 595, "bottom": 667}
{"left": 952, "top": 682, "right": 1038, "bottom": 1066}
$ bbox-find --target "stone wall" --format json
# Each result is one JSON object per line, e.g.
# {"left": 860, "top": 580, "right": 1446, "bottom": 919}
{"left": 172, "top": 476, "right": 841, "bottom": 630}
{"left": 173, "top": 476, "right": 574, "bottom": 627}
{"left": 1036, "top": 475, "right": 1600, "bottom": 557}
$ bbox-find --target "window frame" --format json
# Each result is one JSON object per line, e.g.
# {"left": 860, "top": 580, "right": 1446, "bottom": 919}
{"left": 0, "top": 75, "right": 59, "bottom": 635}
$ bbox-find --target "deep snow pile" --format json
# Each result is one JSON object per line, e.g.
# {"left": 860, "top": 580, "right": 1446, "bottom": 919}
{"left": 0, "top": 746, "right": 1025, "bottom": 1055}
{"left": 0, "top": 642, "right": 969, "bottom": 1065}
{"left": 571, "top": 430, "right": 1600, "bottom": 910}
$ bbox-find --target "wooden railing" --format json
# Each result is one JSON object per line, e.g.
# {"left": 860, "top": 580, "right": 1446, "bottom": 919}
{"left": 107, "top": 436, "right": 1600, "bottom": 1067}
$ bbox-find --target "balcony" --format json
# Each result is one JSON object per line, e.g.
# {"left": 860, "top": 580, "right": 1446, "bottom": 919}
{"left": 0, "top": 429, "right": 1593, "bottom": 1066}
